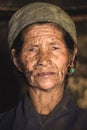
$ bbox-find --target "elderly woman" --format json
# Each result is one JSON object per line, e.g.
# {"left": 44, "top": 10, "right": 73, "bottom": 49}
{"left": 0, "top": 2, "right": 87, "bottom": 130}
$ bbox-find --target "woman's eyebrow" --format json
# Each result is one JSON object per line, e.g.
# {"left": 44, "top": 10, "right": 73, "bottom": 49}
{"left": 48, "top": 41, "right": 61, "bottom": 45}
{"left": 25, "top": 44, "right": 39, "bottom": 49}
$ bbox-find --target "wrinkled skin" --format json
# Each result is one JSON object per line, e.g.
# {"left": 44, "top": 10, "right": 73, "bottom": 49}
{"left": 12, "top": 24, "right": 71, "bottom": 91}
{"left": 11, "top": 23, "right": 77, "bottom": 114}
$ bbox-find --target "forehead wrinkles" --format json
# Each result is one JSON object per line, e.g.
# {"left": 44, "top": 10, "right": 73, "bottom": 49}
{"left": 22, "top": 35, "right": 54, "bottom": 48}
{"left": 22, "top": 24, "right": 63, "bottom": 40}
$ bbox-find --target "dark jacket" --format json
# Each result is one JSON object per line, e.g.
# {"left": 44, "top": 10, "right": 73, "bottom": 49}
{"left": 0, "top": 90, "right": 87, "bottom": 130}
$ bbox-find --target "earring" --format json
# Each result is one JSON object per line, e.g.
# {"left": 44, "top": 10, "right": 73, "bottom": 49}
{"left": 67, "top": 62, "right": 75, "bottom": 75}
{"left": 70, "top": 67, "right": 75, "bottom": 74}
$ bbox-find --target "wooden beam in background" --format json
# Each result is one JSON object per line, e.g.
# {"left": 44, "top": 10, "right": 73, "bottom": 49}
{"left": 0, "top": 0, "right": 87, "bottom": 22}
{"left": 72, "top": 15, "right": 87, "bottom": 22}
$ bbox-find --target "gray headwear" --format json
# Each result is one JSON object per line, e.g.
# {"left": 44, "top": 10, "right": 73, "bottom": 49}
{"left": 8, "top": 2, "right": 77, "bottom": 49}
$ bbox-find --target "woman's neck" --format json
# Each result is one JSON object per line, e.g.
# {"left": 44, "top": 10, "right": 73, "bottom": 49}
{"left": 28, "top": 86, "right": 64, "bottom": 115}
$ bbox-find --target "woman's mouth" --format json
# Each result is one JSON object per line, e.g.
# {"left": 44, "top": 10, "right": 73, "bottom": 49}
{"left": 37, "top": 72, "right": 56, "bottom": 77}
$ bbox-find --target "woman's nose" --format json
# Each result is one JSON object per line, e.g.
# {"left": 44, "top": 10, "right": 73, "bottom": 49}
{"left": 37, "top": 52, "right": 52, "bottom": 66}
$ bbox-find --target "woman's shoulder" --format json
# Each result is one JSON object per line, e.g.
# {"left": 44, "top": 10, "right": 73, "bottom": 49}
{"left": 0, "top": 96, "right": 26, "bottom": 130}
{"left": 75, "top": 106, "right": 87, "bottom": 119}
{"left": 0, "top": 108, "right": 15, "bottom": 120}
{"left": 0, "top": 108, "right": 16, "bottom": 130}
{"left": 72, "top": 105, "right": 87, "bottom": 129}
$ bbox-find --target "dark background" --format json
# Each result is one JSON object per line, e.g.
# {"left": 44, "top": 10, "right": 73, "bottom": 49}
{"left": 0, "top": 0, "right": 87, "bottom": 112}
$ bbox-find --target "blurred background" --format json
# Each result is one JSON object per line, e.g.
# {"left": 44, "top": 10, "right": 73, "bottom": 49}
{"left": 0, "top": 0, "right": 87, "bottom": 112}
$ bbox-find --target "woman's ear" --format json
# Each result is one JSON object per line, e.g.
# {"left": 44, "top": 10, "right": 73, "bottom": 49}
{"left": 11, "top": 49, "right": 23, "bottom": 72}
{"left": 72, "top": 46, "right": 78, "bottom": 61}
{"left": 68, "top": 46, "right": 78, "bottom": 66}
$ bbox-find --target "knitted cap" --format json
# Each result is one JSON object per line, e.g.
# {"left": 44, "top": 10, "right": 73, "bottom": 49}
{"left": 8, "top": 2, "right": 77, "bottom": 49}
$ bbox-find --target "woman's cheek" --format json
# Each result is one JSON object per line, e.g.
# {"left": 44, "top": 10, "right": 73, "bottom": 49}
{"left": 58, "top": 62, "right": 68, "bottom": 77}
{"left": 23, "top": 58, "right": 37, "bottom": 77}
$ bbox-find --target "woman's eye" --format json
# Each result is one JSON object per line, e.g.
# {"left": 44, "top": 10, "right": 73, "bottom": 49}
{"left": 28, "top": 47, "right": 38, "bottom": 52}
{"left": 52, "top": 46, "right": 59, "bottom": 50}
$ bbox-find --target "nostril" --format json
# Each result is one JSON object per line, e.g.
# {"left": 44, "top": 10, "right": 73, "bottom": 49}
{"left": 38, "top": 63, "right": 44, "bottom": 66}
{"left": 38, "top": 59, "right": 52, "bottom": 66}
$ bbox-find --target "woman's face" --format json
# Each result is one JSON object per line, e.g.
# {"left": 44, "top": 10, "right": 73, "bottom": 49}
{"left": 14, "top": 24, "right": 71, "bottom": 91}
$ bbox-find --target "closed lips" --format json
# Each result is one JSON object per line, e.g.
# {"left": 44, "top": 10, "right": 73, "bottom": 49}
{"left": 37, "top": 72, "right": 56, "bottom": 76}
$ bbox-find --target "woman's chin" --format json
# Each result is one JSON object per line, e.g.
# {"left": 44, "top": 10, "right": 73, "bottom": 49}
{"left": 33, "top": 81, "right": 61, "bottom": 92}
